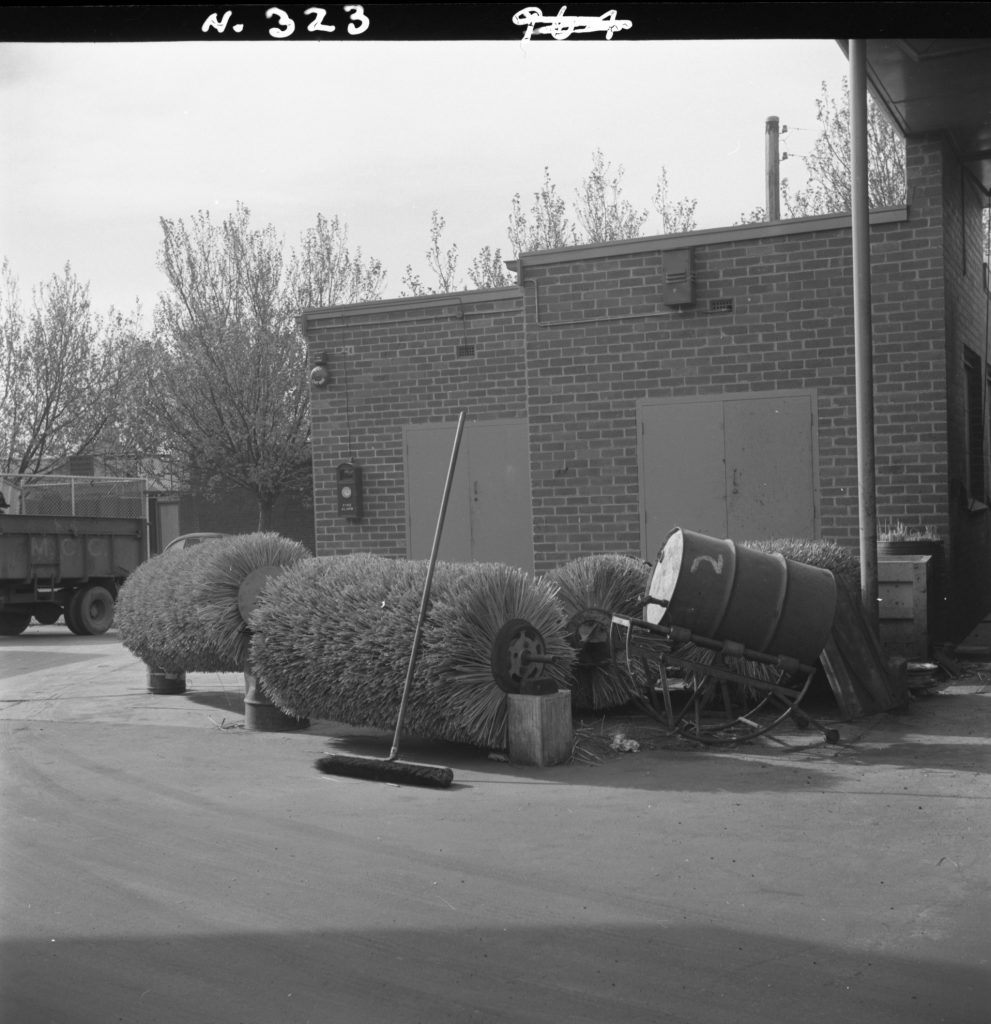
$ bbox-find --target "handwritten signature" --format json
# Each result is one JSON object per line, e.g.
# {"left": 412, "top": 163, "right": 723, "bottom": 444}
{"left": 512, "top": 6, "right": 632, "bottom": 42}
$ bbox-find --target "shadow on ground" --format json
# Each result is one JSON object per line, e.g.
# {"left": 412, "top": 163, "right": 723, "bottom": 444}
{"left": 2, "top": 920, "right": 986, "bottom": 1024}
{"left": 183, "top": 689, "right": 246, "bottom": 714}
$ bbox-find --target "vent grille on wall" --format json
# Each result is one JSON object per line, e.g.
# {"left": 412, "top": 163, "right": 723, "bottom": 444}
{"left": 708, "top": 298, "right": 734, "bottom": 313}
{"left": 455, "top": 344, "right": 476, "bottom": 358}
{"left": 660, "top": 249, "right": 694, "bottom": 307}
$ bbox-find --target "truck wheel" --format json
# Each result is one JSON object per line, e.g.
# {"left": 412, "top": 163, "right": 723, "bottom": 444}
{"left": 0, "top": 612, "right": 31, "bottom": 635}
{"left": 67, "top": 585, "right": 116, "bottom": 636}
{"left": 64, "top": 601, "right": 86, "bottom": 634}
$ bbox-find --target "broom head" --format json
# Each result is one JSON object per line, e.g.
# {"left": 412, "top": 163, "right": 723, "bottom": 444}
{"left": 315, "top": 753, "right": 453, "bottom": 788}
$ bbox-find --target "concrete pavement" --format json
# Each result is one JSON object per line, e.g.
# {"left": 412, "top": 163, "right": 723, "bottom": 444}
{"left": 1, "top": 624, "right": 989, "bottom": 1023}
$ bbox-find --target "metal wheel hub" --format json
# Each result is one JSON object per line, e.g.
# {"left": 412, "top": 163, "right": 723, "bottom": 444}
{"left": 490, "top": 618, "right": 554, "bottom": 694}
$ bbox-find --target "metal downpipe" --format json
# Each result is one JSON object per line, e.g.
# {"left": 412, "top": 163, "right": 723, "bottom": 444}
{"left": 850, "top": 39, "right": 880, "bottom": 633}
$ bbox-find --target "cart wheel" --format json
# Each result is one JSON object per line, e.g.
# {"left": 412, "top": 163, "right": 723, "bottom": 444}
{"left": 672, "top": 654, "right": 812, "bottom": 745}
{"left": 607, "top": 619, "right": 818, "bottom": 746}
{"left": 66, "top": 585, "right": 116, "bottom": 636}
{"left": 0, "top": 612, "right": 30, "bottom": 636}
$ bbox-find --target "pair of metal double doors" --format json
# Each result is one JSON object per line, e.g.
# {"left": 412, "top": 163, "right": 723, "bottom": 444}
{"left": 404, "top": 418, "right": 533, "bottom": 571}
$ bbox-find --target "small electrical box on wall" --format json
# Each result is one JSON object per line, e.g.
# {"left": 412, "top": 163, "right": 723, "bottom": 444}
{"left": 336, "top": 461, "right": 364, "bottom": 517}
{"left": 661, "top": 248, "right": 694, "bottom": 307}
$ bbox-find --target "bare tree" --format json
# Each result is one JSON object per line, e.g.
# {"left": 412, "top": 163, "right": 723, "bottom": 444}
{"left": 574, "top": 149, "right": 650, "bottom": 243}
{"left": 653, "top": 167, "right": 699, "bottom": 234}
{"left": 734, "top": 205, "right": 768, "bottom": 226}
{"left": 147, "top": 202, "right": 384, "bottom": 529}
{"left": 292, "top": 213, "right": 386, "bottom": 308}
{"left": 402, "top": 210, "right": 461, "bottom": 296}
{"left": 508, "top": 166, "right": 578, "bottom": 256}
{"left": 404, "top": 229, "right": 514, "bottom": 295}
{"left": 508, "top": 154, "right": 698, "bottom": 253}
{"left": 0, "top": 260, "right": 138, "bottom": 476}
{"left": 407, "top": 151, "right": 699, "bottom": 293}
{"left": 467, "top": 246, "right": 515, "bottom": 289}
{"left": 784, "top": 77, "right": 906, "bottom": 216}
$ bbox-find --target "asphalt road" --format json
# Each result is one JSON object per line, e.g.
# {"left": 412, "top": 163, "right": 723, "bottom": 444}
{"left": 2, "top": 626, "right": 989, "bottom": 1023}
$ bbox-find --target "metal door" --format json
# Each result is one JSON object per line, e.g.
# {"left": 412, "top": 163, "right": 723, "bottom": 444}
{"left": 404, "top": 423, "right": 472, "bottom": 563}
{"left": 465, "top": 420, "right": 534, "bottom": 569}
{"left": 638, "top": 391, "right": 818, "bottom": 559}
{"left": 404, "top": 419, "right": 533, "bottom": 570}
{"left": 639, "top": 399, "right": 727, "bottom": 559}
{"left": 724, "top": 394, "right": 817, "bottom": 541}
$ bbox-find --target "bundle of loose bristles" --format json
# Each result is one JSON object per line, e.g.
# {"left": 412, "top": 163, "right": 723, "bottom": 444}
{"left": 741, "top": 537, "right": 860, "bottom": 592}
{"left": 116, "top": 532, "right": 311, "bottom": 673}
{"left": 248, "top": 555, "right": 575, "bottom": 751}
{"left": 543, "top": 554, "right": 651, "bottom": 711}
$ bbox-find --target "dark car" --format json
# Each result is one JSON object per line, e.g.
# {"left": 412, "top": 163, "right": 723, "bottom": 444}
{"left": 162, "top": 532, "right": 227, "bottom": 553}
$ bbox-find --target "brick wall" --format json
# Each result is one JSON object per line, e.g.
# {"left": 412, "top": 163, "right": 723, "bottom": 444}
{"left": 519, "top": 202, "right": 948, "bottom": 569}
{"left": 870, "top": 135, "right": 948, "bottom": 533}
{"left": 303, "top": 289, "right": 525, "bottom": 558}
{"left": 302, "top": 133, "right": 989, "bottom": 629}
{"left": 939, "top": 132, "right": 991, "bottom": 626}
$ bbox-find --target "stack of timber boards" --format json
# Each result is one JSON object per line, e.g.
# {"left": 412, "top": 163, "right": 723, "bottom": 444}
{"left": 819, "top": 580, "right": 910, "bottom": 719}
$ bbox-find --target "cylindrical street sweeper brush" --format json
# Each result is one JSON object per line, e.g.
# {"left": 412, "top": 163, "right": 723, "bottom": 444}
{"left": 544, "top": 554, "right": 651, "bottom": 711}
{"left": 248, "top": 558, "right": 575, "bottom": 751}
{"left": 418, "top": 561, "right": 575, "bottom": 746}
{"left": 193, "top": 531, "right": 312, "bottom": 669}
{"left": 117, "top": 538, "right": 235, "bottom": 673}
{"left": 247, "top": 552, "right": 402, "bottom": 721}
{"left": 117, "top": 532, "right": 310, "bottom": 674}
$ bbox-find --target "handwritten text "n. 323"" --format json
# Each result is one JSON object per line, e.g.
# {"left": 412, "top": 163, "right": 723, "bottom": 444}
{"left": 202, "top": 6, "right": 370, "bottom": 38}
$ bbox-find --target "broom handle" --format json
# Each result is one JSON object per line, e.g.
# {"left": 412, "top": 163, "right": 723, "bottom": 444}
{"left": 389, "top": 410, "right": 467, "bottom": 760}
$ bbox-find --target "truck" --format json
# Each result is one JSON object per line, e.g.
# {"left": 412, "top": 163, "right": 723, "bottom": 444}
{"left": 0, "top": 475, "right": 148, "bottom": 636}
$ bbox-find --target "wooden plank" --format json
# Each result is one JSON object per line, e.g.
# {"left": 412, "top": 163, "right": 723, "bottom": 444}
{"left": 957, "top": 616, "right": 991, "bottom": 650}
{"left": 823, "top": 582, "right": 908, "bottom": 714}
{"left": 818, "top": 635, "right": 874, "bottom": 719}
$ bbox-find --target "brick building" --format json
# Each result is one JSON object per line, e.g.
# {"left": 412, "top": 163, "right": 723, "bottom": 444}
{"left": 300, "top": 43, "right": 991, "bottom": 640}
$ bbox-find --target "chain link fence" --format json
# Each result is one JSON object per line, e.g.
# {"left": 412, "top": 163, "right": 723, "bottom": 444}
{"left": 0, "top": 475, "right": 148, "bottom": 520}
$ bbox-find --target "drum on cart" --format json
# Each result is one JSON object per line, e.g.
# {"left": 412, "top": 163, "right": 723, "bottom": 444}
{"left": 611, "top": 528, "right": 839, "bottom": 745}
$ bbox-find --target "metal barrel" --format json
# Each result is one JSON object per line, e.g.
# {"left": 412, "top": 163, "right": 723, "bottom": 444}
{"left": 645, "top": 527, "right": 837, "bottom": 665}
{"left": 243, "top": 669, "right": 309, "bottom": 732}
{"left": 147, "top": 667, "right": 186, "bottom": 694}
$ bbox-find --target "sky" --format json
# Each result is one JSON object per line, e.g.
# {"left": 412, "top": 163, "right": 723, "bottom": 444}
{"left": 0, "top": 12, "right": 854, "bottom": 326}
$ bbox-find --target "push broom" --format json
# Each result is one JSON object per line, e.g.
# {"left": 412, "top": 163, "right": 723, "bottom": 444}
{"left": 314, "top": 411, "right": 466, "bottom": 788}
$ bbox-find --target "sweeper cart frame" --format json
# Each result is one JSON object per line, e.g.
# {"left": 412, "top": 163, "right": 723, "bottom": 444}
{"left": 604, "top": 527, "right": 841, "bottom": 746}
{"left": 608, "top": 614, "right": 839, "bottom": 745}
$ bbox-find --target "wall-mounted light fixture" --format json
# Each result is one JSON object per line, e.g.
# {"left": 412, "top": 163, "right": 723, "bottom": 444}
{"left": 309, "top": 353, "right": 330, "bottom": 387}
